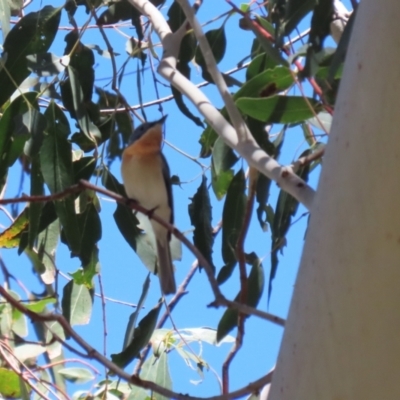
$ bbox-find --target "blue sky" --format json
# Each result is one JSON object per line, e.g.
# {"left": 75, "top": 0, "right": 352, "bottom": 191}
{"left": 0, "top": 0, "right": 352, "bottom": 398}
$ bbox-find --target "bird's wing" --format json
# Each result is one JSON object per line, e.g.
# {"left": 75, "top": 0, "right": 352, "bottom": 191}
{"left": 161, "top": 153, "right": 174, "bottom": 228}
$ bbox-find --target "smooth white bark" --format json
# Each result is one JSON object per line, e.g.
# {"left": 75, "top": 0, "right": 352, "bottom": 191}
{"left": 269, "top": 1, "right": 400, "bottom": 398}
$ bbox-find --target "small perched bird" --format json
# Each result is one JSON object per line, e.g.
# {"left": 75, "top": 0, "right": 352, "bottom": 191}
{"left": 121, "top": 115, "right": 176, "bottom": 295}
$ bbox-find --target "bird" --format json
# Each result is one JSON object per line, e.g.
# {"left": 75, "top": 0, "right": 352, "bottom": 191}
{"left": 121, "top": 115, "right": 176, "bottom": 295}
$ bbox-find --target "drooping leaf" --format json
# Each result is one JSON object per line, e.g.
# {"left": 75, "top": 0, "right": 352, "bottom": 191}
{"left": 40, "top": 101, "right": 81, "bottom": 255}
{"left": 77, "top": 201, "right": 102, "bottom": 266}
{"left": 195, "top": 25, "right": 227, "bottom": 83}
{"left": 62, "top": 281, "right": 93, "bottom": 326}
{"left": 24, "top": 298, "right": 56, "bottom": 313}
{"left": 217, "top": 253, "right": 264, "bottom": 342}
{"left": 246, "top": 53, "right": 280, "bottom": 81}
{"left": 0, "top": 92, "right": 42, "bottom": 191}
{"left": 236, "top": 95, "right": 322, "bottom": 124}
{"left": 28, "top": 156, "right": 44, "bottom": 249}
{"left": 254, "top": 125, "right": 285, "bottom": 230}
{"left": 96, "top": 88, "right": 133, "bottom": 162}
{"left": 97, "top": 0, "right": 135, "bottom": 25}
{"left": 14, "top": 344, "right": 46, "bottom": 362}
{"left": 188, "top": 176, "right": 214, "bottom": 272}
{"left": 66, "top": 65, "right": 101, "bottom": 143}
{"left": 122, "top": 274, "right": 151, "bottom": 351}
{"left": 269, "top": 149, "right": 312, "bottom": 299}
{"left": 218, "top": 170, "right": 247, "bottom": 284}
{"left": 328, "top": 10, "right": 356, "bottom": 82}
{"left": 171, "top": 63, "right": 203, "bottom": 127}
{"left": 302, "top": 0, "right": 334, "bottom": 78}
{"left": 111, "top": 301, "right": 162, "bottom": 368}
{"left": 26, "top": 53, "right": 66, "bottom": 77}
{"left": 211, "top": 137, "right": 239, "bottom": 200}
{"left": 142, "top": 353, "right": 172, "bottom": 400}
{"left": 273, "top": 0, "right": 316, "bottom": 43}
{"left": 70, "top": 248, "right": 99, "bottom": 289}
{"left": 242, "top": 16, "right": 288, "bottom": 66}
{"left": 0, "top": 6, "right": 62, "bottom": 107}
{"left": 36, "top": 218, "right": 60, "bottom": 285}
{"left": 0, "top": 209, "right": 29, "bottom": 248}
{"left": 72, "top": 156, "right": 96, "bottom": 182}
{"left": 199, "top": 124, "right": 218, "bottom": 158}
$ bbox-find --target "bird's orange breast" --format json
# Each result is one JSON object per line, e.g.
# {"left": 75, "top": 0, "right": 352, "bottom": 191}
{"left": 123, "top": 125, "right": 163, "bottom": 159}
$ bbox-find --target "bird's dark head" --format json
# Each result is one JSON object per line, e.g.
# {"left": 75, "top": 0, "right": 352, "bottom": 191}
{"left": 128, "top": 115, "right": 167, "bottom": 145}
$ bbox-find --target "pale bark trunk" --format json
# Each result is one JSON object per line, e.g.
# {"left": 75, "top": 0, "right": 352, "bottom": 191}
{"left": 269, "top": 1, "right": 400, "bottom": 398}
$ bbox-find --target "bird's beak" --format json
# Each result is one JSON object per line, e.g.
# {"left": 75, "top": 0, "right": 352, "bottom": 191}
{"left": 156, "top": 115, "right": 168, "bottom": 125}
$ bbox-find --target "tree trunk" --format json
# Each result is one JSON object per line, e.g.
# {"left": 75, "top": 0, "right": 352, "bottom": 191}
{"left": 269, "top": 1, "right": 400, "bottom": 398}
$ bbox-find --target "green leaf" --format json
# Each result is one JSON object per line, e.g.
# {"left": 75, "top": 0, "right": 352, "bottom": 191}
{"left": 328, "top": 10, "right": 356, "bottom": 82}
{"left": 245, "top": 19, "right": 288, "bottom": 66}
{"left": 122, "top": 274, "right": 151, "bottom": 350}
{"left": 58, "top": 367, "right": 95, "bottom": 384}
{"left": 73, "top": 156, "right": 96, "bottom": 182}
{"left": 36, "top": 218, "right": 59, "bottom": 284}
{"left": 62, "top": 281, "right": 93, "bottom": 326}
{"left": 0, "top": 368, "right": 22, "bottom": 398}
{"left": 114, "top": 204, "right": 141, "bottom": 251}
{"left": 14, "top": 344, "right": 46, "bottom": 362}
{"left": 44, "top": 321, "right": 65, "bottom": 359}
{"left": 217, "top": 253, "right": 264, "bottom": 342}
{"left": 276, "top": 0, "right": 316, "bottom": 41}
{"left": 26, "top": 53, "right": 65, "bottom": 77}
{"left": 236, "top": 95, "right": 322, "bottom": 124}
{"left": 0, "top": 92, "right": 41, "bottom": 191}
{"left": 0, "top": 209, "right": 28, "bottom": 248}
{"left": 111, "top": 301, "right": 162, "bottom": 368}
{"left": 97, "top": 0, "right": 134, "bottom": 25}
{"left": 28, "top": 156, "right": 44, "bottom": 249}
{"left": 0, "top": 6, "right": 62, "bottom": 107}
{"left": 145, "top": 353, "right": 172, "bottom": 400}
{"left": 218, "top": 169, "right": 247, "bottom": 284}
{"left": 199, "top": 66, "right": 291, "bottom": 159}
{"left": 77, "top": 201, "right": 102, "bottom": 266}
{"left": 302, "top": 0, "right": 333, "bottom": 78}
{"left": 195, "top": 26, "right": 227, "bottom": 82}
{"left": 171, "top": 63, "right": 204, "bottom": 127}
{"left": 212, "top": 167, "right": 234, "bottom": 201}
{"left": 246, "top": 53, "right": 280, "bottom": 81}
{"left": 167, "top": 0, "right": 185, "bottom": 31}
{"left": 212, "top": 137, "right": 239, "bottom": 176}
{"left": 307, "top": 111, "right": 332, "bottom": 132}
{"left": 236, "top": 66, "right": 294, "bottom": 99}
{"left": 199, "top": 124, "right": 218, "bottom": 158}
{"left": 24, "top": 298, "right": 56, "bottom": 313}
{"left": 40, "top": 101, "right": 81, "bottom": 255}
{"left": 102, "top": 167, "right": 126, "bottom": 196}
{"left": 269, "top": 149, "right": 312, "bottom": 299}
{"left": 188, "top": 176, "right": 215, "bottom": 272}
{"left": 70, "top": 248, "right": 100, "bottom": 287}
{"left": 66, "top": 65, "right": 101, "bottom": 142}
{"left": 211, "top": 137, "right": 238, "bottom": 199}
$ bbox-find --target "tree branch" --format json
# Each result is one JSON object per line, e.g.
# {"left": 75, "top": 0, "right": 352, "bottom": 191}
{"left": 126, "top": 0, "right": 315, "bottom": 210}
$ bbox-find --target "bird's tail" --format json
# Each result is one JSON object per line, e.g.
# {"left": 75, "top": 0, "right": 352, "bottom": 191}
{"left": 155, "top": 234, "right": 176, "bottom": 295}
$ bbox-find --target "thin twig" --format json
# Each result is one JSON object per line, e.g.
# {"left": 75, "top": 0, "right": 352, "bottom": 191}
{"left": 1, "top": 179, "right": 284, "bottom": 324}
{"left": 0, "top": 285, "right": 275, "bottom": 400}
